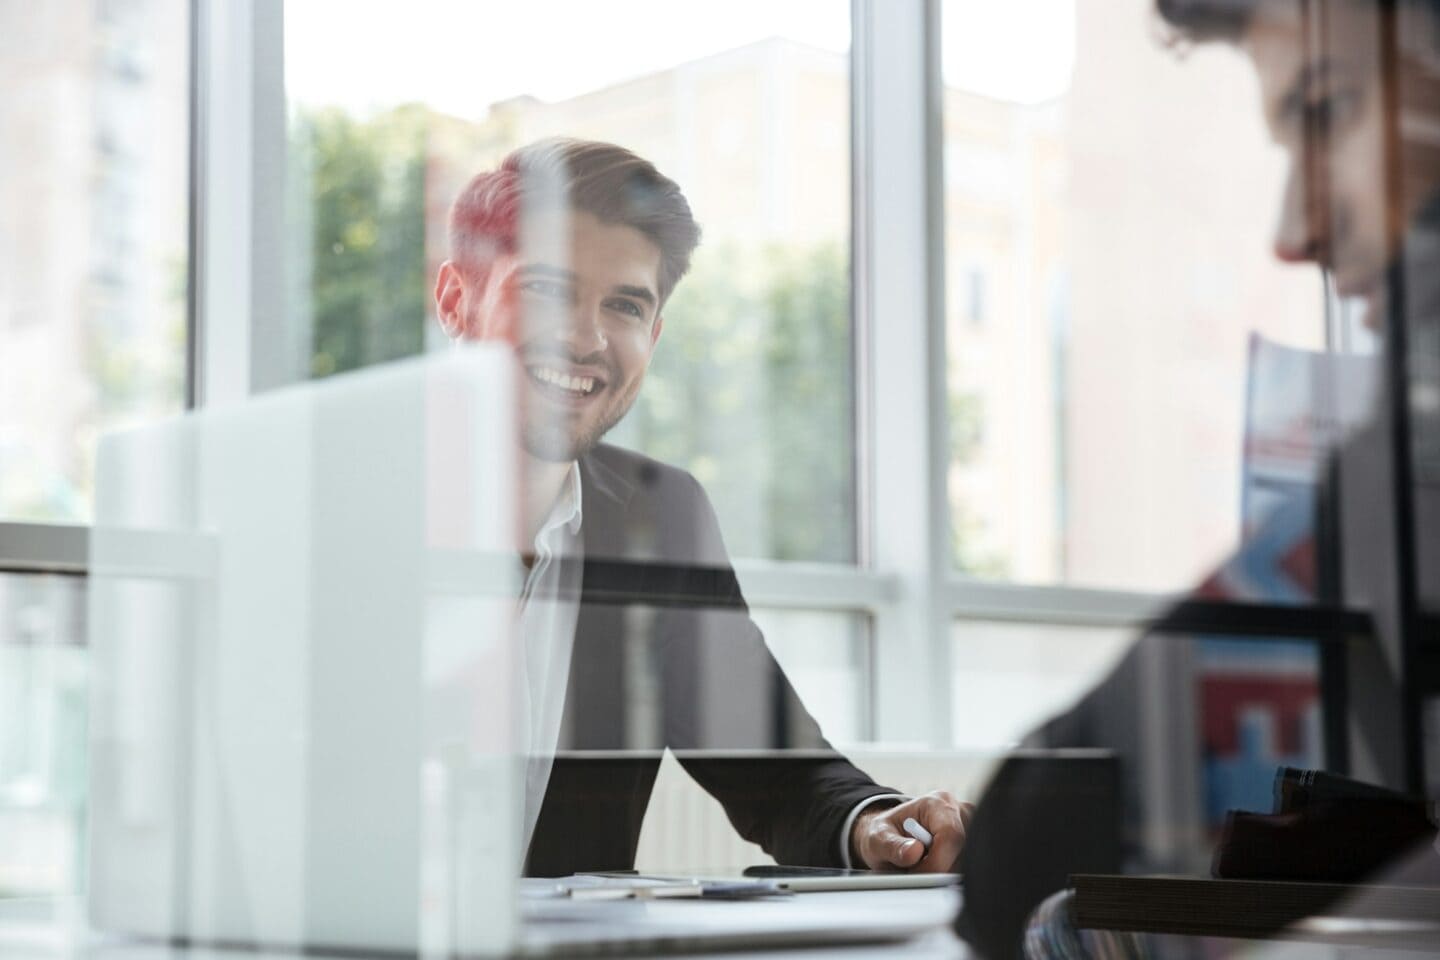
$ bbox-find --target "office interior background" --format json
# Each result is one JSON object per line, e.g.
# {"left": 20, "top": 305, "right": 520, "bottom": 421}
{"left": 2, "top": 0, "right": 1436, "bottom": 896}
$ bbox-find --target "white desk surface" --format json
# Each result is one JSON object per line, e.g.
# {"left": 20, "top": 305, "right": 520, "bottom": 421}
{"left": 0, "top": 889, "right": 971, "bottom": 959}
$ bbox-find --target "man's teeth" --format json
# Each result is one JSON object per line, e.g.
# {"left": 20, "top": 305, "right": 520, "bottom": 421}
{"left": 529, "top": 366, "right": 596, "bottom": 395}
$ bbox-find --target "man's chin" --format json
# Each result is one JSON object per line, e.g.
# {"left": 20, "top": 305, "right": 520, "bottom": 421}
{"left": 520, "top": 425, "right": 600, "bottom": 464}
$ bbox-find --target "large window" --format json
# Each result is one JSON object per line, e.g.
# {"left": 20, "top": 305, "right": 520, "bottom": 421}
{"left": 0, "top": 574, "right": 86, "bottom": 896}
{"left": 1, "top": 0, "right": 189, "bottom": 900}
{"left": 941, "top": 0, "right": 1326, "bottom": 592}
{"left": 0, "top": 0, "right": 190, "bottom": 523}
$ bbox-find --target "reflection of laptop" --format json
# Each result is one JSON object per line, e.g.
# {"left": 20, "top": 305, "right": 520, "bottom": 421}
{"left": 86, "top": 348, "right": 956, "bottom": 955}
{"left": 88, "top": 348, "right": 522, "bottom": 955}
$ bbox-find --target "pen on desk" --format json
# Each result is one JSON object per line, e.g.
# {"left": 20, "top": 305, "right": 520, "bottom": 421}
{"left": 902, "top": 817, "right": 933, "bottom": 851}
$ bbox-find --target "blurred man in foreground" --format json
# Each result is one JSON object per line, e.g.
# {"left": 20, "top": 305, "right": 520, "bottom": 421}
{"left": 959, "top": 0, "right": 1440, "bottom": 955}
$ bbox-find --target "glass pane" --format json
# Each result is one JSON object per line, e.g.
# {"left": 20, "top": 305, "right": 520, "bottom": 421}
{"left": 0, "top": 1, "right": 190, "bottom": 523}
{"left": 85, "top": 357, "right": 522, "bottom": 950}
{"left": 941, "top": 0, "right": 1332, "bottom": 591}
{"left": 751, "top": 609, "right": 870, "bottom": 745}
{"left": 1192, "top": 637, "right": 1323, "bottom": 828}
{"left": 0, "top": 574, "right": 86, "bottom": 898}
{"left": 79, "top": 359, "right": 893, "bottom": 925}
{"left": 634, "top": 608, "right": 869, "bottom": 872}
{"left": 282, "top": 0, "right": 856, "bottom": 563}
{"left": 950, "top": 620, "right": 1131, "bottom": 752}
{"left": 956, "top": 623, "right": 1325, "bottom": 871}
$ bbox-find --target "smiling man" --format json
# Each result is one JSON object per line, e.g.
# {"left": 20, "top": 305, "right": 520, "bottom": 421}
{"left": 433, "top": 138, "right": 971, "bottom": 877}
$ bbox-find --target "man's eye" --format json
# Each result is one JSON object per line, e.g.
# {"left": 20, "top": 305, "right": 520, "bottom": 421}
{"left": 1304, "top": 89, "right": 1360, "bottom": 133}
{"left": 606, "top": 298, "right": 645, "bottom": 319}
{"left": 521, "top": 279, "right": 569, "bottom": 299}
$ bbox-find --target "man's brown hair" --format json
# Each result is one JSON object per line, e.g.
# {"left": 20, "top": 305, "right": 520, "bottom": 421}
{"left": 1157, "top": 0, "right": 1440, "bottom": 44}
{"left": 448, "top": 138, "right": 702, "bottom": 305}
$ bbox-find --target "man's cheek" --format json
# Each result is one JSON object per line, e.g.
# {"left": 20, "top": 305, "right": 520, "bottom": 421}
{"left": 473, "top": 285, "right": 522, "bottom": 344}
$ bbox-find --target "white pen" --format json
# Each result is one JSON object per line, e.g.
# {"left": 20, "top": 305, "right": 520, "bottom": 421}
{"left": 902, "top": 817, "right": 933, "bottom": 850}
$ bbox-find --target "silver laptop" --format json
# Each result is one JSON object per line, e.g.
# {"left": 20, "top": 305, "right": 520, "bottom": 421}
{"left": 87, "top": 347, "right": 522, "bottom": 956}
{"left": 86, "top": 345, "right": 956, "bottom": 956}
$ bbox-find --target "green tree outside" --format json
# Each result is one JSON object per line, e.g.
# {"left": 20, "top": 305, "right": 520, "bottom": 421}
{"left": 294, "top": 105, "right": 429, "bottom": 380}
{"left": 621, "top": 241, "right": 857, "bottom": 564}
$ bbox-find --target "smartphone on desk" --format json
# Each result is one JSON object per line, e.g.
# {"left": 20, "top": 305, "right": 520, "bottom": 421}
{"left": 742, "top": 865, "right": 960, "bottom": 891}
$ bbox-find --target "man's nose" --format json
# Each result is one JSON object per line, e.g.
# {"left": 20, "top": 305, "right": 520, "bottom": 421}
{"left": 556, "top": 300, "right": 609, "bottom": 355}
{"left": 1273, "top": 162, "right": 1326, "bottom": 264}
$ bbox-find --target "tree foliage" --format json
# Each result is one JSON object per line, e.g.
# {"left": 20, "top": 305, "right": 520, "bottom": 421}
{"left": 294, "top": 105, "right": 429, "bottom": 379}
{"left": 620, "top": 241, "right": 856, "bottom": 563}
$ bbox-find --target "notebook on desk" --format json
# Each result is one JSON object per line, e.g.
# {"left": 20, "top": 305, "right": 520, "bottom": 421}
{"left": 84, "top": 348, "right": 956, "bottom": 957}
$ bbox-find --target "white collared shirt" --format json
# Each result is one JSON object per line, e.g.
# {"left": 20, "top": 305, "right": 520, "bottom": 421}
{"left": 515, "top": 462, "right": 584, "bottom": 853}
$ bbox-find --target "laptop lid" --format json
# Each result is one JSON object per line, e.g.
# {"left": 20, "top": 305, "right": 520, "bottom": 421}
{"left": 86, "top": 346, "right": 522, "bottom": 956}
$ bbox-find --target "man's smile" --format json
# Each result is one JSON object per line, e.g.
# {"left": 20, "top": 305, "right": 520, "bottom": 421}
{"left": 524, "top": 362, "right": 606, "bottom": 404}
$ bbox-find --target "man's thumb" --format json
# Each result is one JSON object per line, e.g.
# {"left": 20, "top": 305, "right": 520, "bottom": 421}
{"left": 889, "top": 834, "right": 922, "bottom": 865}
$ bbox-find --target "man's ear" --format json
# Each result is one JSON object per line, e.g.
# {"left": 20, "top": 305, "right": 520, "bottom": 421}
{"left": 649, "top": 312, "right": 665, "bottom": 349}
{"left": 434, "top": 260, "right": 469, "bottom": 339}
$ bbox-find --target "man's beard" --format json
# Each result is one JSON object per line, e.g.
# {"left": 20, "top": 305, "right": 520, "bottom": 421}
{"left": 520, "top": 378, "right": 642, "bottom": 462}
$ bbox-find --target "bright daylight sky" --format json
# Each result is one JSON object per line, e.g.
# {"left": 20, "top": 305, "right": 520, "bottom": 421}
{"left": 285, "top": 0, "right": 1075, "bottom": 117}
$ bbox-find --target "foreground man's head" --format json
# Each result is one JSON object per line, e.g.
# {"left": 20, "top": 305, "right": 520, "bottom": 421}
{"left": 1161, "top": 0, "right": 1440, "bottom": 328}
{"left": 434, "top": 139, "right": 701, "bottom": 462}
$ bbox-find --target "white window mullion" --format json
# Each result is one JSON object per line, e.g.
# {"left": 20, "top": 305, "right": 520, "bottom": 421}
{"left": 193, "top": 0, "right": 286, "bottom": 406}
{"left": 854, "top": 0, "right": 953, "bottom": 747}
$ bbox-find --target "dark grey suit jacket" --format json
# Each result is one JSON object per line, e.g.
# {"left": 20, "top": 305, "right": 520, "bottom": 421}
{"left": 523, "top": 443, "right": 894, "bottom": 876}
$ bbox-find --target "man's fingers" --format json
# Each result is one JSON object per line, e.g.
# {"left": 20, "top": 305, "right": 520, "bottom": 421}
{"left": 925, "top": 824, "right": 965, "bottom": 874}
{"left": 868, "top": 820, "right": 925, "bottom": 869}
{"left": 902, "top": 795, "right": 969, "bottom": 873}
{"left": 890, "top": 832, "right": 926, "bottom": 867}
{"left": 853, "top": 792, "right": 972, "bottom": 872}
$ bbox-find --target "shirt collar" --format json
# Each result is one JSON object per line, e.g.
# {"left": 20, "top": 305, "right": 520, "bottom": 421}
{"left": 535, "top": 461, "right": 583, "bottom": 547}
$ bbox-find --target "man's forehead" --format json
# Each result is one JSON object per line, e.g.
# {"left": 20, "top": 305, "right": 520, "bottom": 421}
{"left": 1241, "top": 0, "right": 1385, "bottom": 67}
{"left": 517, "top": 207, "right": 661, "bottom": 290}
{"left": 1241, "top": 1, "right": 1378, "bottom": 107}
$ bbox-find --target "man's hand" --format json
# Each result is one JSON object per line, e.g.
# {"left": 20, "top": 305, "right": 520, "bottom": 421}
{"left": 850, "top": 791, "right": 974, "bottom": 873}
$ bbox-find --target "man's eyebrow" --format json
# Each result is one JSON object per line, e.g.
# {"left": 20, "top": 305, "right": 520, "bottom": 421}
{"left": 612, "top": 284, "right": 657, "bottom": 306}
{"left": 517, "top": 263, "right": 576, "bottom": 283}
{"left": 517, "top": 265, "right": 655, "bottom": 305}
{"left": 1279, "top": 58, "right": 1340, "bottom": 119}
